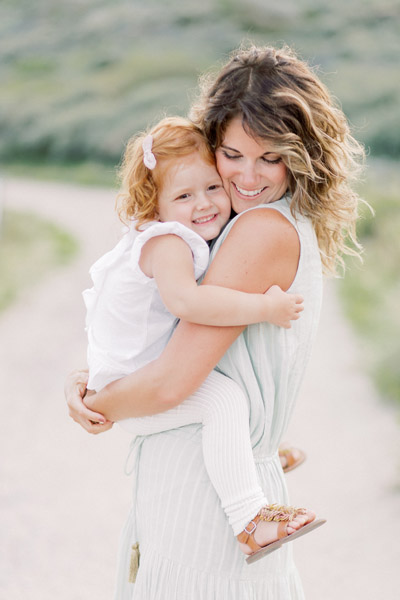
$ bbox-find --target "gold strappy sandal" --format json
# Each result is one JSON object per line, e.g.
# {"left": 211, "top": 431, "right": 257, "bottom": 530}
{"left": 237, "top": 504, "right": 326, "bottom": 565}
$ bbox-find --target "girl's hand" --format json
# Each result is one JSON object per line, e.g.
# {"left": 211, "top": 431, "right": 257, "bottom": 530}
{"left": 265, "top": 285, "right": 304, "bottom": 329}
{"left": 64, "top": 369, "right": 113, "bottom": 434}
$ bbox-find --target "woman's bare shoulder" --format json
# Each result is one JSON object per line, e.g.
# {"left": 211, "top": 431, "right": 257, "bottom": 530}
{"left": 228, "top": 206, "right": 297, "bottom": 242}
{"left": 210, "top": 206, "right": 300, "bottom": 291}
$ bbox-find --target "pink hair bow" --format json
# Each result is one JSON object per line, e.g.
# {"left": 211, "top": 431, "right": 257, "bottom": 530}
{"left": 142, "top": 134, "right": 156, "bottom": 169}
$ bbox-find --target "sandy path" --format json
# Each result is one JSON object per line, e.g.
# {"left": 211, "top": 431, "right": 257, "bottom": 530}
{"left": 1, "top": 177, "right": 399, "bottom": 599}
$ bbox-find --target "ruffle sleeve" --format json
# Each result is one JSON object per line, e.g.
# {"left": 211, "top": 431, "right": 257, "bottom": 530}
{"left": 82, "top": 221, "right": 210, "bottom": 332}
{"left": 130, "top": 221, "right": 210, "bottom": 282}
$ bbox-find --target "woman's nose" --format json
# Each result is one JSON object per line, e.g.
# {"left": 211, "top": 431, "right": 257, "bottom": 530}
{"left": 241, "top": 162, "right": 259, "bottom": 187}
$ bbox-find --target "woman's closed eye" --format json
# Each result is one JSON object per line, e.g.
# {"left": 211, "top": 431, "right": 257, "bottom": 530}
{"left": 261, "top": 156, "right": 282, "bottom": 165}
{"left": 221, "top": 150, "right": 241, "bottom": 160}
{"left": 221, "top": 150, "right": 282, "bottom": 165}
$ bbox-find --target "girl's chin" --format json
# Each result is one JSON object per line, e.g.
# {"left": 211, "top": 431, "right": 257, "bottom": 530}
{"left": 192, "top": 223, "right": 221, "bottom": 241}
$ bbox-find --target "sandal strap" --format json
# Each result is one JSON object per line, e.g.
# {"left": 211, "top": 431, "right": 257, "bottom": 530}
{"left": 259, "top": 503, "right": 306, "bottom": 522}
{"left": 238, "top": 504, "right": 305, "bottom": 552}
{"left": 237, "top": 514, "right": 263, "bottom": 552}
{"left": 277, "top": 520, "right": 288, "bottom": 540}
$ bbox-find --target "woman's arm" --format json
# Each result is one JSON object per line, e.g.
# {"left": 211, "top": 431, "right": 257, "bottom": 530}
{"left": 84, "top": 208, "right": 300, "bottom": 422}
{"left": 145, "top": 234, "right": 303, "bottom": 328}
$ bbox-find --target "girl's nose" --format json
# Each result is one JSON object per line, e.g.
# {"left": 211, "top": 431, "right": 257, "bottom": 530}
{"left": 196, "top": 192, "right": 213, "bottom": 210}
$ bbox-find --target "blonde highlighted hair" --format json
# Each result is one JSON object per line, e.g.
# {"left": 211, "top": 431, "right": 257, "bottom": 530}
{"left": 190, "top": 44, "right": 366, "bottom": 275}
{"left": 117, "top": 116, "right": 214, "bottom": 228}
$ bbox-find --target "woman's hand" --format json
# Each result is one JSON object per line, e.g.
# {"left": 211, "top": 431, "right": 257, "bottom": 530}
{"left": 64, "top": 369, "right": 113, "bottom": 434}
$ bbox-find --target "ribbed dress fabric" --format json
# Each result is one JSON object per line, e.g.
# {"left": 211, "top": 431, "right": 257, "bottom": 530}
{"left": 114, "top": 195, "right": 323, "bottom": 600}
{"left": 124, "top": 369, "right": 267, "bottom": 535}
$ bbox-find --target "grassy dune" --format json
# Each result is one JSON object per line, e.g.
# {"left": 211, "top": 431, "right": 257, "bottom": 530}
{"left": 1, "top": 0, "right": 399, "bottom": 166}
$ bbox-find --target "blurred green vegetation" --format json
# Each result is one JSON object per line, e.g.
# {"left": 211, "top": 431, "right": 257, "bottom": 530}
{"left": 0, "top": 210, "right": 79, "bottom": 311}
{"left": 340, "top": 159, "right": 400, "bottom": 406}
{"left": 3, "top": 160, "right": 118, "bottom": 188}
{"left": 1, "top": 0, "right": 399, "bottom": 167}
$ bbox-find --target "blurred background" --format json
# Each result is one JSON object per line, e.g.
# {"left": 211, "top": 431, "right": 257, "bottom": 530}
{"left": 0, "top": 1, "right": 399, "bottom": 599}
{"left": 1, "top": 0, "right": 400, "bottom": 404}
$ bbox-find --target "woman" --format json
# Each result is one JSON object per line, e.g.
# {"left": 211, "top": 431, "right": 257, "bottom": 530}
{"left": 66, "top": 44, "right": 364, "bottom": 598}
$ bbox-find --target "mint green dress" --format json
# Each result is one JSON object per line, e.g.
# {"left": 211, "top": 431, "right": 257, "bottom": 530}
{"left": 114, "top": 195, "right": 323, "bottom": 599}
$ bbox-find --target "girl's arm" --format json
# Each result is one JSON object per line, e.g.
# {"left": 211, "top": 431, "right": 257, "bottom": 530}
{"left": 81, "top": 208, "right": 300, "bottom": 423}
{"left": 141, "top": 233, "right": 303, "bottom": 329}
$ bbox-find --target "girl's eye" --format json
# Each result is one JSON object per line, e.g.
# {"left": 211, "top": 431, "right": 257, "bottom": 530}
{"left": 208, "top": 184, "right": 222, "bottom": 191}
{"left": 175, "top": 193, "right": 190, "bottom": 201}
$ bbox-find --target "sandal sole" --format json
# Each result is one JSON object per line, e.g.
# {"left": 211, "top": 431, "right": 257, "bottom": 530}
{"left": 246, "top": 518, "right": 326, "bottom": 564}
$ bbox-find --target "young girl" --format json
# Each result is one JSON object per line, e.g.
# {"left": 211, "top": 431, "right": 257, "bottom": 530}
{"left": 83, "top": 116, "right": 320, "bottom": 562}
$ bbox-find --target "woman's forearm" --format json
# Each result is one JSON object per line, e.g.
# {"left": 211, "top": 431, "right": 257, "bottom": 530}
{"left": 85, "top": 357, "right": 177, "bottom": 421}
{"left": 85, "top": 321, "right": 243, "bottom": 421}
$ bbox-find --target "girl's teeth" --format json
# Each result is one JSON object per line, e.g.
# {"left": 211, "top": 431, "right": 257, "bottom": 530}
{"left": 235, "top": 184, "right": 265, "bottom": 197}
{"left": 194, "top": 214, "right": 215, "bottom": 224}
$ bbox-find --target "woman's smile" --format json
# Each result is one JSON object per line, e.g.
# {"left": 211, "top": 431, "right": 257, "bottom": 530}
{"left": 232, "top": 183, "right": 268, "bottom": 198}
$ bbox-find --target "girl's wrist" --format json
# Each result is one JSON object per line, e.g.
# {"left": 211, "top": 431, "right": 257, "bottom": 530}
{"left": 259, "top": 294, "right": 273, "bottom": 323}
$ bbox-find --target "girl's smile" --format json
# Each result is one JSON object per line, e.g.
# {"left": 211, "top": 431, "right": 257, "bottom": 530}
{"left": 215, "top": 117, "right": 289, "bottom": 214}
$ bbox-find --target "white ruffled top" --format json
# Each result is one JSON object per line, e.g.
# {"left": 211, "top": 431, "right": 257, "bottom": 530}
{"left": 83, "top": 220, "right": 210, "bottom": 392}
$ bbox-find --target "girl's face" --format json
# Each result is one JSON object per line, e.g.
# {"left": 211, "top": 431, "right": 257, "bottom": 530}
{"left": 157, "top": 152, "right": 231, "bottom": 241}
{"left": 215, "top": 117, "right": 289, "bottom": 214}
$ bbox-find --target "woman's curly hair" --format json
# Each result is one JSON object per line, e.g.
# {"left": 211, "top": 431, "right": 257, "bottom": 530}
{"left": 117, "top": 116, "right": 215, "bottom": 228}
{"left": 190, "top": 44, "right": 366, "bottom": 275}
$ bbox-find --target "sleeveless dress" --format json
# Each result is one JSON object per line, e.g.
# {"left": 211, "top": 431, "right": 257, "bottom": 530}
{"left": 114, "top": 195, "right": 323, "bottom": 600}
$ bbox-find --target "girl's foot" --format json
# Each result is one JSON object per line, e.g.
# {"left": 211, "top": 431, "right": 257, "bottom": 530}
{"left": 279, "top": 444, "right": 306, "bottom": 473}
{"left": 237, "top": 504, "right": 325, "bottom": 562}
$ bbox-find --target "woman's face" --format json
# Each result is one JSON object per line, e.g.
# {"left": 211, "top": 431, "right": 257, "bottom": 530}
{"left": 215, "top": 117, "right": 289, "bottom": 214}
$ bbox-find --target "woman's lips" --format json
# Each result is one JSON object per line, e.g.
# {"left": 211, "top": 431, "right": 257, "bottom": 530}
{"left": 232, "top": 182, "right": 267, "bottom": 198}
